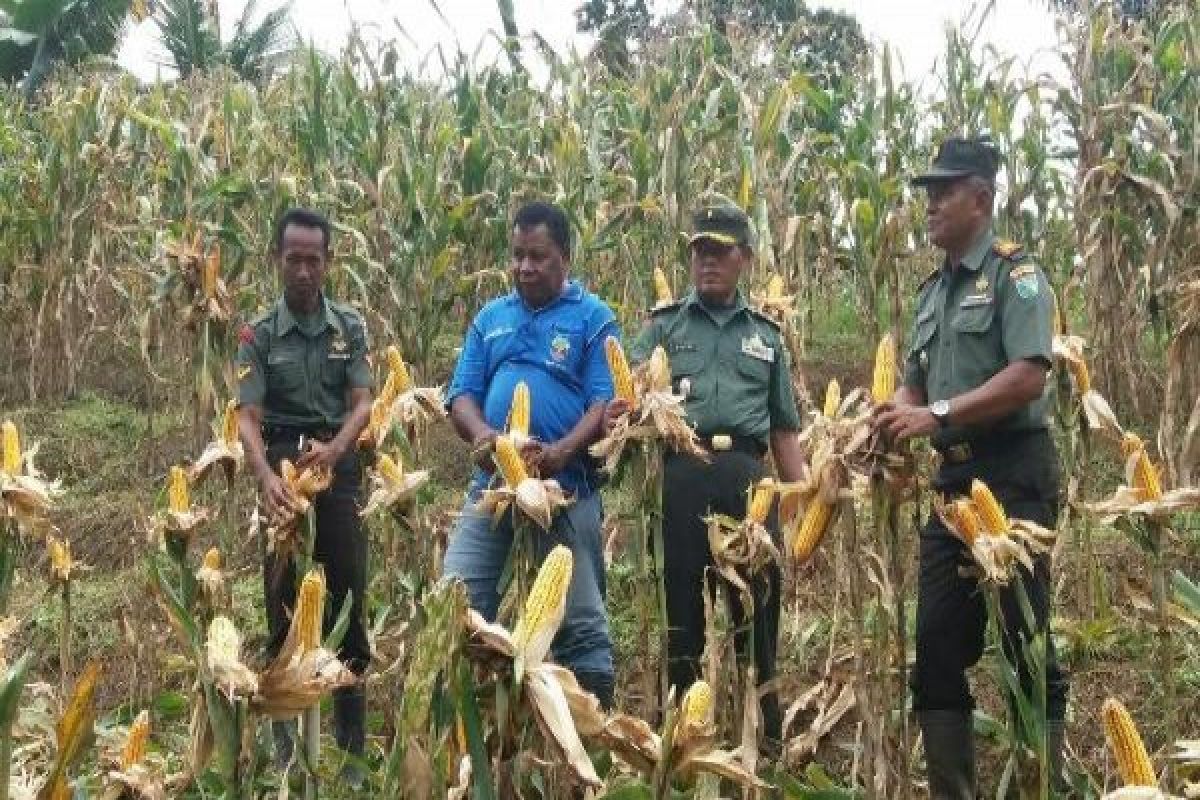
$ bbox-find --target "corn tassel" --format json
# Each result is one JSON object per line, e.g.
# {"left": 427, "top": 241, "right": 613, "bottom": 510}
{"left": 2, "top": 420, "right": 19, "bottom": 474}
{"left": 509, "top": 382, "right": 531, "bottom": 437}
{"left": 202, "top": 547, "right": 221, "bottom": 570}
{"left": 653, "top": 267, "right": 673, "bottom": 306}
{"left": 220, "top": 399, "right": 239, "bottom": 444}
{"left": 871, "top": 333, "right": 896, "bottom": 404}
{"left": 121, "top": 710, "right": 151, "bottom": 769}
{"left": 792, "top": 500, "right": 833, "bottom": 561}
{"left": 1102, "top": 698, "right": 1157, "bottom": 787}
{"left": 494, "top": 435, "right": 528, "bottom": 487}
{"left": 970, "top": 479, "right": 1008, "bottom": 535}
{"left": 605, "top": 337, "right": 636, "bottom": 404}
{"left": 747, "top": 480, "right": 773, "bottom": 525}
{"left": 386, "top": 346, "right": 413, "bottom": 393}
{"left": 295, "top": 570, "right": 326, "bottom": 654}
{"left": 511, "top": 545, "right": 573, "bottom": 654}
{"left": 168, "top": 466, "right": 190, "bottom": 513}
{"left": 680, "top": 680, "right": 713, "bottom": 726}
{"left": 823, "top": 380, "right": 841, "bottom": 418}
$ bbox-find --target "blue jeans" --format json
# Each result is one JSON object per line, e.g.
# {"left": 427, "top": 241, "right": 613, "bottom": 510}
{"left": 443, "top": 489, "right": 613, "bottom": 677}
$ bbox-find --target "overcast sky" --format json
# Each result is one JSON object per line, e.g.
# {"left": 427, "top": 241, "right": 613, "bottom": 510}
{"left": 117, "top": 0, "right": 1066, "bottom": 86}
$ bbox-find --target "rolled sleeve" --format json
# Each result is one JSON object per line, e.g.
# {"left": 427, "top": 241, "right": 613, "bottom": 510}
{"left": 628, "top": 318, "right": 661, "bottom": 366}
{"left": 582, "top": 317, "right": 619, "bottom": 406}
{"left": 235, "top": 335, "right": 266, "bottom": 407}
{"left": 445, "top": 319, "right": 488, "bottom": 409}
{"left": 999, "top": 263, "right": 1054, "bottom": 366}
{"left": 768, "top": 343, "right": 801, "bottom": 430}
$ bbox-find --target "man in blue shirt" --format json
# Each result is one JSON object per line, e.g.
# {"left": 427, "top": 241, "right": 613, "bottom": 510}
{"left": 443, "top": 201, "right": 618, "bottom": 708}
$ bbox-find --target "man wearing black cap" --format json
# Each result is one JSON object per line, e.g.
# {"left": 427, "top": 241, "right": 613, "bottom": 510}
{"left": 873, "top": 137, "right": 1068, "bottom": 797}
{"left": 625, "top": 200, "right": 808, "bottom": 752}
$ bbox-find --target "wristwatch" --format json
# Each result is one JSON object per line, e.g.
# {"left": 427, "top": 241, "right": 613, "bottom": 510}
{"left": 929, "top": 399, "right": 952, "bottom": 428}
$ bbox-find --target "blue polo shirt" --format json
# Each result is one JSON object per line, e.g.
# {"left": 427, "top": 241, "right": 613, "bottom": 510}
{"left": 446, "top": 279, "right": 619, "bottom": 498}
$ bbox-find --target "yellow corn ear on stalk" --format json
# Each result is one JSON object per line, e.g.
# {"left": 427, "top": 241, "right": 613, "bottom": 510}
{"left": 823, "top": 380, "right": 841, "bottom": 418}
{"left": 605, "top": 337, "right": 636, "bottom": 404}
{"left": 971, "top": 480, "right": 1008, "bottom": 535}
{"left": 680, "top": 680, "right": 713, "bottom": 726}
{"left": 2, "top": 419, "right": 20, "bottom": 474}
{"left": 512, "top": 545, "right": 573, "bottom": 653}
{"left": 378, "top": 453, "right": 404, "bottom": 484}
{"left": 653, "top": 267, "right": 673, "bottom": 306}
{"left": 509, "top": 382, "right": 531, "bottom": 437}
{"left": 1102, "top": 698, "right": 1156, "bottom": 786}
{"left": 295, "top": 570, "right": 326, "bottom": 653}
{"left": 57, "top": 662, "right": 101, "bottom": 762}
{"left": 48, "top": 534, "right": 72, "bottom": 582}
{"left": 120, "top": 710, "right": 151, "bottom": 769}
{"left": 1130, "top": 447, "right": 1163, "bottom": 502}
{"left": 871, "top": 333, "right": 896, "bottom": 404}
{"left": 767, "top": 273, "right": 786, "bottom": 299}
{"left": 220, "top": 399, "right": 239, "bottom": 444}
{"left": 202, "top": 246, "right": 220, "bottom": 299}
{"left": 947, "top": 499, "right": 982, "bottom": 545}
{"left": 1068, "top": 358, "right": 1092, "bottom": 394}
{"left": 168, "top": 465, "right": 190, "bottom": 513}
{"left": 202, "top": 547, "right": 221, "bottom": 570}
{"left": 748, "top": 480, "right": 773, "bottom": 525}
{"left": 494, "top": 435, "right": 528, "bottom": 487}
{"left": 386, "top": 346, "right": 413, "bottom": 393}
{"left": 793, "top": 500, "right": 833, "bottom": 560}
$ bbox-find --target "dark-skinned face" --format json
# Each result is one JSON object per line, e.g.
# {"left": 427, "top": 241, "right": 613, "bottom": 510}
{"left": 276, "top": 224, "right": 328, "bottom": 312}
{"left": 510, "top": 223, "right": 568, "bottom": 309}
{"left": 690, "top": 238, "right": 747, "bottom": 305}
{"left": 924, "top": 178, "right": 990, "bottom": 254}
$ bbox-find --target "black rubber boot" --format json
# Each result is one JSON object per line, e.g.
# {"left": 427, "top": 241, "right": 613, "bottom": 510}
{"left": 1047, "top": 719, "right": 1067, "bottom": 793}
{"left": 575, "top": 670, "right": 615, "bottom": 712}
{"left": 272, "top": 718, "right": 297, "bottom": 771}
{"left": 918, "top": 710, "right": 976, "bottom": 800}
{"left": 333, "top": 685, "right": 367, "bottom": 789}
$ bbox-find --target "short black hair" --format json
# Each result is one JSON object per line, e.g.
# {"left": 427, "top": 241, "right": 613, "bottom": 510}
{"left": 273, "top": 207, "right": 332, "bottom": 252}
{"left": 513, "top": 201, "right": 571, "bottom": 257}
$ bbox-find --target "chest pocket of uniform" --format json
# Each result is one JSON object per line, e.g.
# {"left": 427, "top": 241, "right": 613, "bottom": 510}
{"left": 321, "top": 351, "right": 348, "bottom": 387}
{"left": 735, "top": 352, "right": 771, "bottom": 387}
{"left": 266, "top": 351, "right": 305, "bottom": 392}
{"left": 952, "top": 302, "right": 995, "bottom": 334}
{"left": 666, "top": 345, "right": 705, "bottom": 397}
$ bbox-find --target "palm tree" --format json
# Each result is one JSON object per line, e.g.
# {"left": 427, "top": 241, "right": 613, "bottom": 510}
{"left": 0, "top": 0, "right": 132, "bottom": 98}
{"left": 154, "top": 0, "right": 291, "bottom": 82}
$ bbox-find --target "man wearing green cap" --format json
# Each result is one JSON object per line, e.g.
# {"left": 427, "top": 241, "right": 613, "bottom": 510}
{"left": 622, "top": 201, "right": 808, "bottom": 750}
{"left": 873, "top": 136, "right": 1067, "bottom": 797}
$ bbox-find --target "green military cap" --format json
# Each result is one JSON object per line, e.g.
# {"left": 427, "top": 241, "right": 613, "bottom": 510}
{"left": 689, "top": 202, "right": 754, "bottom": 247}
{"left": 912, "top": 135, "right": 1001, "bottom": 186}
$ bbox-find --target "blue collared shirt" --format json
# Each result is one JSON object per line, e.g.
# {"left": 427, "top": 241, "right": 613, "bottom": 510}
{"left": 446, "top": 279, "right": 619, "bottom": 497}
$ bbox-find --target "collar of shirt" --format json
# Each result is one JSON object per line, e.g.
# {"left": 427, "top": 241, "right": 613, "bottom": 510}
{"left": 504, "top": 279, "right": 584, "bottom": 313}
{"left": 273, "top": 294, "right": 338, "bottom": 337}
{"left": 681, "top": 286, "right": 748, "bottom": 323}
{"left": 942, "top": 227, "right": 995, "bottom": 278}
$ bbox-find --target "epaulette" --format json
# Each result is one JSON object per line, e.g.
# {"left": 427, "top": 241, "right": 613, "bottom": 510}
{"left": 747, "top": 306, "right": 782, "bottom": 330}
{"left": 992, "top": 239, "right": 1026, "bottom": 261}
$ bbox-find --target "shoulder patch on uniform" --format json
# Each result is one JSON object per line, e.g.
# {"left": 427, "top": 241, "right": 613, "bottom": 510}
{"left": 747, "top": 307, "right": 782, "bottom": 330}
{"left": 992, "top": 239, "right": 1025, "bottom": 260}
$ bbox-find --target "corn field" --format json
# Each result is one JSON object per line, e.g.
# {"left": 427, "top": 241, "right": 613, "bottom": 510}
{"left": 0, "top": 1, "right": 1199, "bottom": 797}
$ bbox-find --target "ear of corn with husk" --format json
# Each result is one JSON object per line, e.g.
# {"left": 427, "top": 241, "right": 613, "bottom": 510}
{"left": 1102, "top": 698, "right": 1157, "bottom": 787}
{"left": 189, "top": 399, "right": 244, "bottom": 485}
{"left": 871, "top": 333, "right": 896, "bottom": 404}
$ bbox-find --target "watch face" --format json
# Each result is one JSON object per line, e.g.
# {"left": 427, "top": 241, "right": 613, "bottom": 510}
{"left": 932, "top": 400, "right": 950, "bottom": 418}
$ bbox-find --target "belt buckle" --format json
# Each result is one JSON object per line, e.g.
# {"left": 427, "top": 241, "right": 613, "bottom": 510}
{"left": 946, "top": 443, "right": 972, "bottom": 463}
{"left": 710, "top": 434, "right": 732, "bottom": 452}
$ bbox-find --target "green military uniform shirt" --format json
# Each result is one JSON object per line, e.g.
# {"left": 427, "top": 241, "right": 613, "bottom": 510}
{"left": 236, "top": 295, "right": 373, "bottom": 431}
{"left": 631, "top": 288, "right": 801, "bottom": 445}
{"left": 903, "top": 229, "right": 1054, "bottom": 449}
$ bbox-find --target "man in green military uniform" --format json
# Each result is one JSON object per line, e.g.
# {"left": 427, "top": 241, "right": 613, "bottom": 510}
{"left": 236, "top": 208, "right": 374, "bottom": 787}
{"left": 874, "top": 137, "right": 1068, "bottom": 798}
{"left": 625, "top": 202, "right": 808, "bottom": 748}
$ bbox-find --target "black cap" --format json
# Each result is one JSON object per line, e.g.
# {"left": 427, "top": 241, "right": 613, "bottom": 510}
{"left": 689, "top": 202, "right": 753, "bottom": 247}
{"left": 912, "top": 136, "right": 1001, "bottom": 186}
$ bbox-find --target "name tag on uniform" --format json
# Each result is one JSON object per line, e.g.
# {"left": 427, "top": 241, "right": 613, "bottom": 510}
{"left": 268, "top": 354, "right": 296, "bottom": 365}
{"left": 959, "top": 293, "right": 992, "bottom": 308}
{"left": 741, "top": 334, "right": 775, "bottom": 363}
{"left": 327, "top": 352, "right": 351, "bottom": 361}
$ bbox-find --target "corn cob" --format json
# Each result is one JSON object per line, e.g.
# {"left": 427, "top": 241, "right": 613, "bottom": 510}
{"left": 494, "top": 435, "right": 528, "bottom": 487}
{"left": 386, "top": 345, "right": 413, "bottom": 393}
{"left": 871, "top": 333, "right": 896, "bottom": 404}
{"left": 512, "top": 545, "right": 573, "bottom": 654}
{"left": 748, "top": 480, "right": 773, "bottom": 525}
{"left": 767, "top": 273, "right": 786, "bottom": 299}
{"left": 792, "top": 499, "right": 834, "bottom": 561}
{"left": 647, "top": 346, "right": 672, "bottom": 392}
{"left": 1130, "top": 447, "right": 1163, "bottom": 502}
{"left": 168, "top": 465, "right": 190, "bottom": 513}
{"left": 823, "top": 379, "right": 841, "bottom": 418}
{"left": 295, "top": 570, "right": 326, "bottom": 653}
{"left": 1068, "top": 357, "right": 1092, "bottom": 395}
{"left": 945, "top": 499, "right": 982, "bottom": 545}
{"left": 48, "top": 534, "right": 72, "bottom": 582}
{"left": 970, "top": 479, "right": 1008, "bottom": 535}
{"left": 202, "top": 246, "right": 220, "bottom": 299}
{"left": 509, "top": 382, "right": 531, "bottom": 437}
{"left": 653, "top": 267, "right": 673, "bottom": 306}
{"left": 680, "top": 680, "right": 713, "bottom": 726}
{"left": 2, "top": 419, "right": 20, "bottom": 474}
{"left": 121, "top": 709, "right": 151, "bottom": 769}
{"left": 202, "top": 547, "right": 221, "bottom": 570}
{"left": 605, "top": 337, "right": 636, "bottom": 404}
{"left": 57, "top": 662, "right": 101, "bottom": 762}
{"left": 378, "top": 453, "right": 404, "bottom": 484}
{"left": 1102, "top": 698, "right": 1156, "bottom": 787}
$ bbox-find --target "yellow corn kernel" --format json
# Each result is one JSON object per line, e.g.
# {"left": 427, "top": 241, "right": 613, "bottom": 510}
{"left": 970, "top": 480, "right": 1008, "bottom": 535}
{"left": 386, "top": 346, "right": 413, "bottom": 393}
{"left": 823, "top": 379, "right": 841, "bottom": 418}
{"left": 378, "top": 453, "right": 404, "bottom": 485}
{"left": 295, "top": 570, "right": 326, "bottom": 653}
{"left": 766, "top": 273, "right": 786, "bottom": 300}
{"left": 680, "top": 680, "right": 713, "bottom": 726}
{"left": 168, "top": 465, "right": 190, "bottom": 513}
{"left": 2, "top": 420, "right": 20, "bottom": 474}
{"left": 871, "top": 333, "right": 896, "bottom": 404}
{"left": 221, "top": 399, "right": 239, "bottom": 444}
{"left": 1102, "top": 698, "right": 1156, "bottom": 787}
{"left": 494, "top": 435, "right": 528, "bottom": 487}
{"left": 605, "top": 337, "right": 636, "bottom": 404}
{"left": 121, "top": 710, "right": 151, "bottom": 769}
{"left": 946, "top": 499, "right": 982, "bottom": 545}
{"left": 792, "top": 500, "right": 833, "bottom": 561}
{"left": 747, "top": 480, "right": 773, "bottom": 525}
{"left": 508, "top": 382, "right": 531, "bottom": 437}
{"left": 1131, "top": 447, "right": 1163, "bottom": 502}
{"left": 512, "top": 545, "right": 573, "bottom": 653}
{"left": 202, "top": 245, "right": 220, "bottom": 299}
{"left": 653, "top": 267, "right": 673, "bottom": 306}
